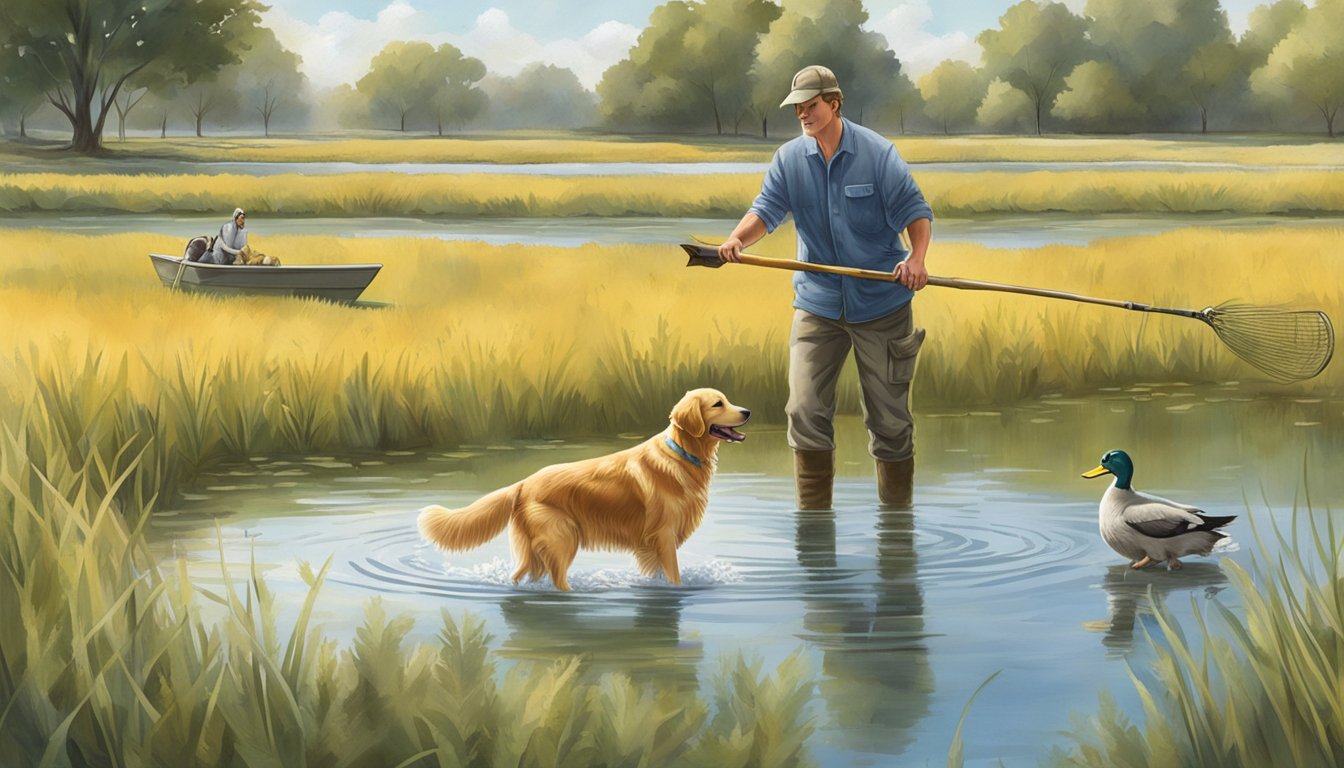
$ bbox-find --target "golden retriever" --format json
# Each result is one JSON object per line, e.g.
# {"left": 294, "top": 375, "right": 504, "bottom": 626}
{"left": 237, "top": 244, "right": 281, "bottom": 266}
{"left": 417, "top": 388, "right": 749, "bottom": 591}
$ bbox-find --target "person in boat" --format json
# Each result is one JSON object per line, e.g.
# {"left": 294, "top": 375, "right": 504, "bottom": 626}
{"left": 205, "top": 207, "right": 249, "bottom": 265}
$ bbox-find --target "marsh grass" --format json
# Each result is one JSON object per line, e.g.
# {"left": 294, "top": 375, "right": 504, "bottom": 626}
{"left": 6, "top": 169, "right": 1344, "bottom": 217}
{"left": 13, "top": 134, "right": 1343, "bottom": 167}
{"left": 1057, "top": 505, "right": 1344, "bottom": 768}
{"left": 0, "top": 414, "right": 818, "bottom": 766}
{"left": 0, "top": 227, "right": 1337, "bottom": 499}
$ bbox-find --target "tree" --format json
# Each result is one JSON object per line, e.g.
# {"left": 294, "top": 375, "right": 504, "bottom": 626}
{"left": 752, "top": 0, "right": 901, "bottom": 129}
{"left": 1250, "top": 0, "right": 1344, "bottom": 136}
{"left": 110, "top": 85, "right": 150, "bottom": 142}
{"left": 427, "top": 44, "right": 487, "bottom": 135}
{"left": 1236, "top": 0, "right": 1308, "bottom": 130}
{"left": 1084, "top": 0, "right": 1235, "bottom": 129}
{"left": 358, "top": 41, "right": 444, "bottom": 132}
{"left": 0, "top": 41, "right": 46, "bottom": 138}
{"left": 136, "top": 81, "right": 184, "bottom": 138}
{"left": 183, "top": 78, "right": 242, "bottom": 137}
{"left": 230, "top": 26, "right": 307, "bottom": 136}
{"left": 108, "top": 61, "right": 180, "bottom": 142}
{"left": 357, "top": 41, "right": 484, "bottom": 133}
{"left": 681, "top": 0, "right": 781, "bottom": 134}
{"left": 977, "top": 0, "right": 1090, "bottom": 135}
{"left": 918, "top": 60, "right": 983, "bottom": 134}
{"left": 872, "top": 72, "right": 923, "bottom": 135}
{"left": 480, "top": 65, "right": 597, "bottom": 130}
{"left": 319, "top": 84, "right": 372, "bottom": 131}
{"left": 1238, "top": 0, "right": 1307, "bottom": 69}
{"left": 1184, "top": 40, "right": 1240, "bottom": 133}
{"left": 977, "top": 79, "right": 1035, "bottom": 133}
{"left": 0, "top": 0, "right": 263, "bottom": 152}
{"left": 597, "top": 0, "right": 777, "bottom": 134}
{"left": 1051, "top": 60, "right": 1146, "bottom": 131}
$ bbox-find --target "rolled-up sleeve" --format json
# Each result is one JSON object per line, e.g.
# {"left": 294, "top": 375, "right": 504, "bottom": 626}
{"left": 880, "top": 145, "right": 933, "bottom": 234}
{"left": 748, "top": 149, "right": 791, "bottom": 233}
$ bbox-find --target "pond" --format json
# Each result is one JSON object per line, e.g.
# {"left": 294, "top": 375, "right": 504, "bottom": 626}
{"left": 146, "top": 385, "right": 1344, "bottom": 766}
{"left": 6, "top": 212, "right": 1343, "bottom": 249}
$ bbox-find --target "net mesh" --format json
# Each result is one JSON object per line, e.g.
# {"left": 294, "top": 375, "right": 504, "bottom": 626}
{"left": 1205, "top": 303, "right": 1335, "bottom": 382}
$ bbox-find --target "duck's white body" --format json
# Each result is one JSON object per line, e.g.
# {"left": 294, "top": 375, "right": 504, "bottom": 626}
{"left": 1097, "top": 482, "right": 1232, "bottom": 569}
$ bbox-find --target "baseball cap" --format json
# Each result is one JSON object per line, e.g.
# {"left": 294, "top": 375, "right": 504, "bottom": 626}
{"left": 780, "top": 65, "right": 842, "bottom": 108}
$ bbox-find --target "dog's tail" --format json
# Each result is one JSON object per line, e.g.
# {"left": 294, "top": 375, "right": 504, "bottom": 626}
{"left": 417, "top": 484, "right": 519, "bottom": 551}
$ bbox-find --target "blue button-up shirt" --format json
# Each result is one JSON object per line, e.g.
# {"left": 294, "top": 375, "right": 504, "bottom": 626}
{"left": 748, "top": 118, "right": 933, "bottom": 323}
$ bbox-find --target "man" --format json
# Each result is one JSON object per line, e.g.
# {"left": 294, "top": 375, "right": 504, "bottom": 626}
{"left": 718, "top": 64, "right": 933, "bottom": 510}
{"left": 206, "top": 207, "right": 249, "bottom": 265}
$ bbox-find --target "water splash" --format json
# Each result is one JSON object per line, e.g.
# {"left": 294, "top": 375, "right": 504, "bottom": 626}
{"left": 419, "top": 556, "right": 745, "bottom": 593}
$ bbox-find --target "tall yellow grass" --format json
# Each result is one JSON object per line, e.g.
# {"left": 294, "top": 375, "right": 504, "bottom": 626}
{"left": 2, "top": 227, "right": 1337, "bottom": 473}
{"left": 4, "top": 169, "right": 1344, "bottom": 216}
{"left": 27, "top": 134, "right": 1344, "bottom": 166}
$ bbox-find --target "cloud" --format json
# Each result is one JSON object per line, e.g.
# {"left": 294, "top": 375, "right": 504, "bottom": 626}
{"left": 863, "top": 0, "right": 981, "bottom": 78}
{"left": 263, "top": 3, "right": 637, "bottom": 93}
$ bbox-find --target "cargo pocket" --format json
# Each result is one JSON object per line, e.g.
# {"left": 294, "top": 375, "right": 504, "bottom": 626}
{"left": 887, "top": 327, "right": 926, "bottom": 384}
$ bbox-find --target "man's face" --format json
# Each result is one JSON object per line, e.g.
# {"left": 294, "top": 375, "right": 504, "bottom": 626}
{"left": 795, "top": 95, "right": 838, "bottom": 137}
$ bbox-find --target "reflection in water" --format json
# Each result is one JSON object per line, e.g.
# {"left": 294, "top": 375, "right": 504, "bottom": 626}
{"left": 496, "top": 591, "right": 702, "bottom": 691}
{"left": 1085, "top": 562, "right": 1229, "bottom": 655}
{"left": 795, "top": 508, "right": 931, "bottom": 756}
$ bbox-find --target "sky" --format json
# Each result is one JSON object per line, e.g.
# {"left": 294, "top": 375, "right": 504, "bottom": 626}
{"left": 262, "top": 0, "right": 1269, "bottom": 92}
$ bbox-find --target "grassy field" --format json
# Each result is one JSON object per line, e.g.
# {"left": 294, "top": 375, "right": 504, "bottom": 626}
{"left": 8, "top": 133, "right": 1344, "bottom": 166}
{"left": 0, "top": 226, "right": 1337, "bottom": 499}
{"left": 4, "top": 168, "right": 1344, "bottom": 217}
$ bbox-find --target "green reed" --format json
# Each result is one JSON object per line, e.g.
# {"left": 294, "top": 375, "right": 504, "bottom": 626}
{"left": 1057, "top": 504, "right": 1344, "bottom": 767}
{"left": 0, "top": 409, "right": 819, "bottom": 766}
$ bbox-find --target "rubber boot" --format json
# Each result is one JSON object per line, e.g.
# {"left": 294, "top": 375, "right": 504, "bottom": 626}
{"left": 793, "top": 449, "right": 834, "bottom": 510}
{"left": 876, "top": 457, "right": 915, "bottom": 509}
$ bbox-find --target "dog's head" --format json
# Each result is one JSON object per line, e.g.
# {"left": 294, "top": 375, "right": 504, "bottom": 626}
{"left": 669, "top": 388, "right": 750, "bottom": 446}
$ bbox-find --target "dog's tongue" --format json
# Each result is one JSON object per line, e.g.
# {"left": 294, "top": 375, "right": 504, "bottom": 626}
{"left": 712, "top": 425, "right": 747, "bottom": 442}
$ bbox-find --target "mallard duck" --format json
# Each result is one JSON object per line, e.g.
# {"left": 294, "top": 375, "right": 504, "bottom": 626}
{"left": 1082, "top": 449, "right": 1235, "bottom": 571}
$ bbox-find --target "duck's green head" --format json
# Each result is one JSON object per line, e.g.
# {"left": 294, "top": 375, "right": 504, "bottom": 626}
{"left": 1082, "top": 449, "right": 1134, "bottom": 489}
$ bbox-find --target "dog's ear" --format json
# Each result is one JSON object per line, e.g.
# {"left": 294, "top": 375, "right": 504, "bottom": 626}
{"left": 670, "top": 392, "right": 706, "bottom": 437}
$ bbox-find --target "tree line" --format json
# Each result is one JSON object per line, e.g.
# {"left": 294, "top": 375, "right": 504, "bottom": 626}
{"left": 607, "top": 0, "right": 1342, "bottom": 138}
{"left": 2, "top": 0, "right": 1341, "bottom": 153}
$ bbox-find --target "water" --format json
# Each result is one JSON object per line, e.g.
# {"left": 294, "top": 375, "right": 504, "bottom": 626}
{"left": 146, "top": 387, "right": 1344, "bottom": 766}
{"left": 5, "top": 212, "right": 1341, "bottom": 249}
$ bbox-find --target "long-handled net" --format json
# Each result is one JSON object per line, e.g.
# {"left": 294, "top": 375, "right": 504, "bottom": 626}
{"left": 1201, "top": 303, "right": 1334, "bottom": 383}
{"left": 679, "top": 243, "right": 1336, "bottom": 383}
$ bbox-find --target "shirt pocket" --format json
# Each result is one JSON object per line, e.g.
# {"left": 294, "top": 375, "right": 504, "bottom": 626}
{"left": 843, "top": 183, "right": 886, "bottom": 235}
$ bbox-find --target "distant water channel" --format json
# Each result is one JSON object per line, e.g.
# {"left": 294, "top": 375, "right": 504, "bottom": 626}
{"left": 7, "top": 212, "right": 1343, "bottom": 249}
{"left": 147, "top": 387, "right": 1344, "bottom": 766}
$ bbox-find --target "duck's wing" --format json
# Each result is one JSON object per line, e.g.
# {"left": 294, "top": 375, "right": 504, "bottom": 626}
{"left": 1121, "top": 499, "right": 1211, "bottom": 539}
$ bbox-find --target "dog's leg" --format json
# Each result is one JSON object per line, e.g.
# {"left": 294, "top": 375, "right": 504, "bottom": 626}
{"left": 634, "top": 548, "right": 661, "bottom": 578}
{"left": 525, "top": 503, "right": 579, "bottom": 591}
{"left": 653, "top": 531, "right": 682, "bottom": 586}
{"left": 509, "top": 527, "right": 536, "bottom": 584}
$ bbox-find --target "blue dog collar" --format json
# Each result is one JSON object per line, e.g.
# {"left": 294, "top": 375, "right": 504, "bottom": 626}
{"left": 664, "top": 436, "right": 702, "bottom": 467}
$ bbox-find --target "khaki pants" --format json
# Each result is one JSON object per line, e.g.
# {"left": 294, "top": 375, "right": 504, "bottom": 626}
{"left": 786, "top": 306, "right": 925, "bottom": 462}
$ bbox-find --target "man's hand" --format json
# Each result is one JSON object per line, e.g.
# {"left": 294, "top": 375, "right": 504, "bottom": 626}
{"left": 718, "top": 236, "right": 745, "bottom": 263}
{"left": 894, "top": 255, "right": 928, "bottom": 291}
